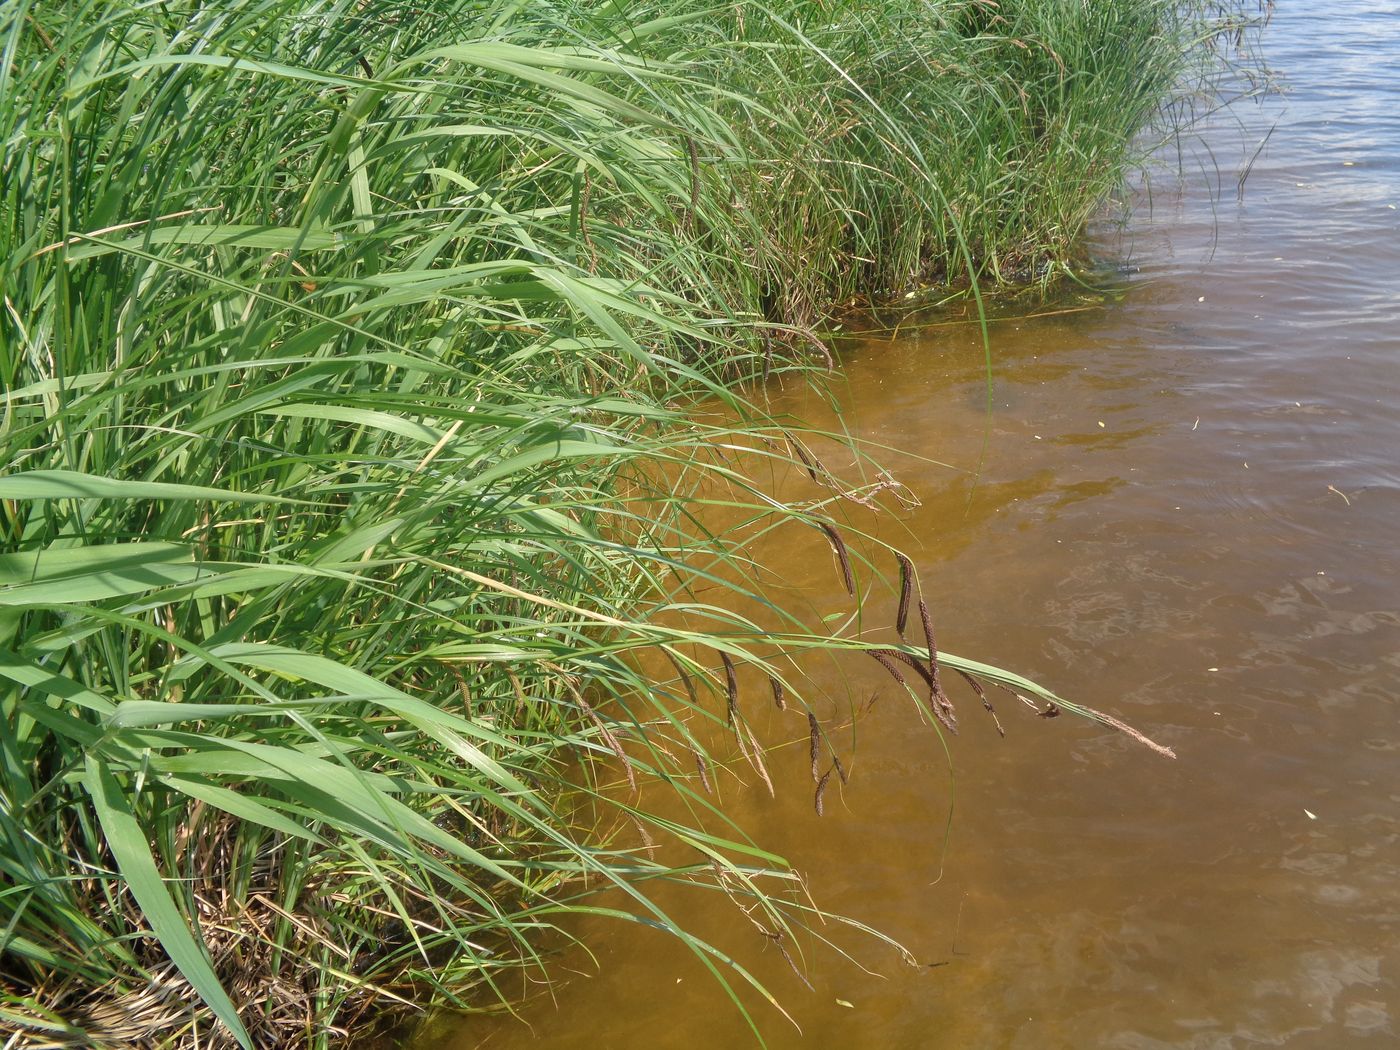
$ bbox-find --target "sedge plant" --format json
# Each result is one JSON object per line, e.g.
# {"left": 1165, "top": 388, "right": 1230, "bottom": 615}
{"left": 0, "top": 1, "right": 1237, "bottom": 1046}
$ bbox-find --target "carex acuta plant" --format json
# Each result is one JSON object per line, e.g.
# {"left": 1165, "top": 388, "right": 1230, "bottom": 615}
{"left": 0, "top": 0, "right": 1229, "bottom": 1045}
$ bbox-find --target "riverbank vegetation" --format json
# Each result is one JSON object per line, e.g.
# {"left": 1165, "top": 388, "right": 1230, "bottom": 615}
{"left": 1, "top": 1, "right": 1242, "bottom": 1046}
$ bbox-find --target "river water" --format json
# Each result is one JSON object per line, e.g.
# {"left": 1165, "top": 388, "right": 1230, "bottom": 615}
{"left": 432, "top": 3, "right": 1400, "bottom": 1047}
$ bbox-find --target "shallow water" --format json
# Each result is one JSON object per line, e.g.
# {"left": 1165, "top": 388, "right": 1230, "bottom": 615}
{"left": 430, "top": 4, "right": 1400, "bottom": 1047}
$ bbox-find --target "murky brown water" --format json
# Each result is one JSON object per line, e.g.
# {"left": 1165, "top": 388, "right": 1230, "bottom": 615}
{"left": 427, "top": 4, "right": 1400, "bottom": 1047}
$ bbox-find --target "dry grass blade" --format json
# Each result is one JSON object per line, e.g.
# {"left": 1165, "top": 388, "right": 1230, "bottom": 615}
{"left": 732, "top": 718, "right": 775, "bottom": 797}
{"left": 745, "top": 724, "right": 776, "bottom": 797}
{"left": 1068, "top": 703, "right": 1178, "bottom": 759}
{"left": 775, "top": 934, "right": 814, "bottom": 992}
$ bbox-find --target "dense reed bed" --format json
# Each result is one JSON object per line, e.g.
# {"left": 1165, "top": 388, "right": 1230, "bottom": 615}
{"left": 1, "top": 1, "right": 1244, "bottom": 1046}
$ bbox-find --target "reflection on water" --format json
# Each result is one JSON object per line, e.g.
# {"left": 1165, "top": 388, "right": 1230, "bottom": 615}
{"left": 431, "top": 3, "right": 1400, "bottom": 1047}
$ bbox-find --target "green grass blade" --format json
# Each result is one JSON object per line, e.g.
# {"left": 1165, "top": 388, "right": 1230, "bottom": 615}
{"left": 81, "top": 754, "right": 252, "bottom": 1049}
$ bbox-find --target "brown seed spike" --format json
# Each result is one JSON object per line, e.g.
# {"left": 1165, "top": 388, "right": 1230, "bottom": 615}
{"left": 867, "top": 649, "right": 909, "bottom": 687}
{"left": 814, "top": 767, "right": 833, "bottom": 817}
{"left": 769, "top": 675, "right": 786, "bottom": 711}
{"left": 955, "top": 669, "right": 985, "bottom": 702}
{"left": 631, "top": 815, "right": 657, "bottom": 857}
{"left": 721, "top": 651, "right": 739, "bottom": 725}
{"left": 918, "top": 599, "right": 940, "bottom": 687}
{"left": 881, "top": 647, "right": 934, "bottom": 689}
{"left": 832, "top": 752, "right": 849, "bottom": 785}
{"left": 927, "top": 692, "right": 959, "bottom": 736}
{"left": 819, "top": 521, "right": 855, "bottom": 596}
{"left": 807, "top": 710, "right": 821, "bottom": 783}
{"left": 571, "top": 689, "right": 637, "bottom": 795}
{"left": 784, "top": 430, "right": 824, "bottom": 484}
{"left": 956, "top": 669, "right": 1005, "bottom": 736}
{"left": 664, "top": 650, "right": 700, "bottom": 709}
{"left": 693, "top": 748, "right": 713, "bottom": 793}
{"left": 896, "top": 552, "right": 914, "bottom": 638}
{"left": 919, "top": 599, "right": 958, "bottom": 732}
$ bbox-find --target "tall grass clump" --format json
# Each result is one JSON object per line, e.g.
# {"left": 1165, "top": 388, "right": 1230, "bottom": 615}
{"left": 583, "top": 0, "right": 1251, "bottom": 323}
{"left": 2, "top": 1, "right": 1237, "bottom": 1046}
